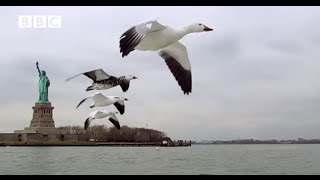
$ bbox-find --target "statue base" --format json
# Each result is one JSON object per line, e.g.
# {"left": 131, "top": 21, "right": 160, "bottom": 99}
{"left": 30, "top": 102, "right": 55, "bottom": 128}
{"left": 14, "top": 127, "right": 67, "bottom": 134}
{"left": 14, "top": 102, "right": 67, "bottom": 134}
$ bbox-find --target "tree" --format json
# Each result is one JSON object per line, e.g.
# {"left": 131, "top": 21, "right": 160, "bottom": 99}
{"left": 58, "top": 125, "right": 169, "bottom": 142}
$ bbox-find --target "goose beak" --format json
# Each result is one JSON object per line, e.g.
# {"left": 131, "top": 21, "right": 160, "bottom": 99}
{"left": 125, "top": 98, "right": 129, "bottom": 101}
{"left": 133, "top": 76, "right": 137, "bottom": 79}
{"left": 86, "top": 85, "right": 94, "bottom": 91}
{"left": 204, "top": 25, "right": 213, "bottom": 31}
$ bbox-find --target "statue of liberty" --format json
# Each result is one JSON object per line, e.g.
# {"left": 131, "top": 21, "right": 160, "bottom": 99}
{"left": 36, "top": 62, "right": 50, "bottom": 103}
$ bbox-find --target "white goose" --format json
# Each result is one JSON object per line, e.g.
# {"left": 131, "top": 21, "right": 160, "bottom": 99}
{"left": 76, "top": 92, "right": 128, "bottom": 115}
{"left": 119, "top": 20, "right": 213, "bottom": 95}
{"left": 84, "top": 110, "right": 120, "bottom": 130}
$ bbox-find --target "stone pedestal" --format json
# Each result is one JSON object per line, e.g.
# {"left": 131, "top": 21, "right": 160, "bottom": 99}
{"left": 14, "top": 102, "right": 67, "bottom": 134}
{"left": 30, "top": 102, "right": 55, "bottom": 128}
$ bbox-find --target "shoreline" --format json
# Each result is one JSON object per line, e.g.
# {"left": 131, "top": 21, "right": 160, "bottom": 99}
{"left": 0, "top": 141, "right": 191, "bottom": 147}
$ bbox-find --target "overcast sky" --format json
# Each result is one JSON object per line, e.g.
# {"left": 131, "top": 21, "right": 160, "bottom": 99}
{"left": 0, "top": 6, "right": 320, "bottom": 140}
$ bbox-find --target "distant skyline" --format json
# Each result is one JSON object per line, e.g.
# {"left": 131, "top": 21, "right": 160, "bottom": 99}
{"left": 1, "top": 6, "right": 320, "bottom": 141}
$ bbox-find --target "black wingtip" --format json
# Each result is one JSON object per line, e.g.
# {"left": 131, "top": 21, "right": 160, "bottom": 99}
{"left": 120, "top": 80, "right": 130, "bottom": 93}
{"left": 109, "top": 118, "right": 121, "bottom": 130}
{"left": 120, "top": 49, "right": 127, "bottom": 58}
{"left": 184, "top": 91, "right": 191, "bottom": 95}
{"left": 84, "top": 118, "right": 90, "bottom": 130}
{"left": 76, "top": 98, "right": 87, "bottom": 109}
{"left": 119, "top": 26, "right": 141, "bottom": 58}
{"left": 114, "top": 102, "right": 125, "bottom": 115}
{"left": 160, "top": 52, "right": 192, "bottom": 96}
{"left": 120, "top": 51, "right": 130, "bottom": 58}
{"left": 65, "top": 77, "right": 72, "bottom": 82}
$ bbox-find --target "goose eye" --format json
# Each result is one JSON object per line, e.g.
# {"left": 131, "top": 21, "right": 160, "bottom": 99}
{"left": 198, "top": 24, "right": 201, "bottom": 26}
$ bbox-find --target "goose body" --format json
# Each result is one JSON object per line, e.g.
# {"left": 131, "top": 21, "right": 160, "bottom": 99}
{"left": 77, "top": 92, "right": 128, "bottom": 114}
{"left": 135, "top": 27, "right": 180, "bottom": 51}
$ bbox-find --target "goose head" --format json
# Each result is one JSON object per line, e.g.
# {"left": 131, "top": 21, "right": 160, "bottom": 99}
{"left": 124, "top": 75, "right": 138, "bottom": 80}
{"left": 116, "top": 97, "right": 128, "bottom": 101}
{"left": 122, "top": 97, "right": 129, "bottom": 101}
{"left": 112, "top": 111, "right": 119, "bottom": 114}
{"left": 86, "top": 82, "right": 96, "bottom": 91}
{"left": 189, "top": 23, "right": 213, "bottom": 33}
{"left": 86, "top": 84, "right": 94, "bottom": 91}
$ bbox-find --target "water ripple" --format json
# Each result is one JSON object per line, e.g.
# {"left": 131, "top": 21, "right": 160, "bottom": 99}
{"left": 0, "top": 145, "right": 320, "bottom": 174}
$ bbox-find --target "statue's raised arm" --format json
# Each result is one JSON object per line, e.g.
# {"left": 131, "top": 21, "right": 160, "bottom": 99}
{"left": 36, "top": 61, "right": 41, "bottom": 76}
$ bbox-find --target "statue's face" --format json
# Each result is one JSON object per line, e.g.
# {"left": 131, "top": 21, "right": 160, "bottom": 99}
{"left": 41, "top": 71, "right": 46, "bottom": 76}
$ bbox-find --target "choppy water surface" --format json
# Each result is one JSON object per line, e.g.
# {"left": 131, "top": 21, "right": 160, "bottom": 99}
{"left": 1, "top": 144, "right": 319, "bottom": 175}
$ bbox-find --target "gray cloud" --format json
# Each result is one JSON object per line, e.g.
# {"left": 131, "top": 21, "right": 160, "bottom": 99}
{"left": 0, "top": 6, "right": 320, "bottom": 140}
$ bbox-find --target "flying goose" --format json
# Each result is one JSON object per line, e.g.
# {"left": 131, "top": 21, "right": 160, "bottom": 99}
{"left": 66, "top": 69, "right": 137, "bottom": 92}
{"left": 119, "top": 20, "right": 213, "bottom": 95}
{"left": 84, "top": 110, "right": 120, "bottom": 130}
{"left": 77, "top": 92, "right": 128, "bottom": 115}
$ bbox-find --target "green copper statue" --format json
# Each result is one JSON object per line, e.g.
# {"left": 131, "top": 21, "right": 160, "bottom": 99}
{"left": 36, "top": 61, "right": 50, "bottom": 103}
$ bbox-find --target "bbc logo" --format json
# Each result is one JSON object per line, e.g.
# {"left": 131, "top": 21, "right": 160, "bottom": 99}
{"left": 18, "top": 16, "right": 62, "bottom": 29}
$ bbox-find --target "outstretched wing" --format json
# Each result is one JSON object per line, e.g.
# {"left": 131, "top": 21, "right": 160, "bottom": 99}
{"left": 91, "top": 92, "right": 108, "bottom": 103}
{"left": 84, "top": 111, "right": 104, "bottom": 130}
{"left": 119, "top": 20, "right": 166, "bottom": 57}
{"left": 84, "top": 117, "right": 93, "bottom": 130}
{"left": 66, "top": 69, "right": 111, "bottom": 82}
{"left": 107, "top": 114, "right": 121, "bottom": 130}
{"left": 113, "top": 100, "right": 125, "bottom": 115}
{"left": 158, "top": 42, "right": 192, "bottom": 95}
{"left": 119, "top": 79, "right": 130, "bottom": 92}
{"left": 76, "top": 97, "right": 88, "bottom": 109}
